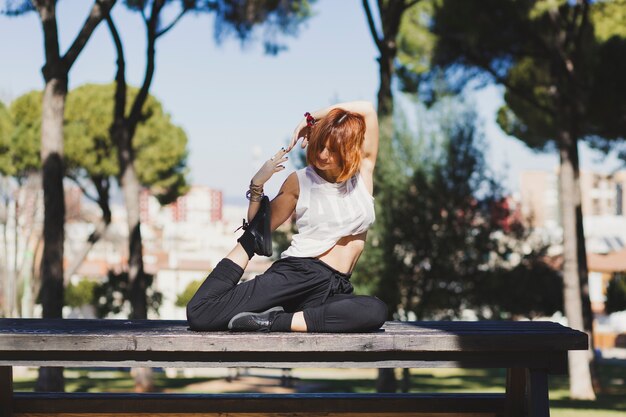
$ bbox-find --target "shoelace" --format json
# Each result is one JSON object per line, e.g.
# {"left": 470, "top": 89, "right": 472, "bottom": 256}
{"left": 234, "top": 219, "right": 249, "bottom": 233}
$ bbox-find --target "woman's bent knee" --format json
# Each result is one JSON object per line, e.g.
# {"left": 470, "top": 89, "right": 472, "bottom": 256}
{"left": 186, "top": 303, "right": 203, "bottom": 330}
{"left": 362, "top": 297, "right": 388, "bottom": 331}
{"left": 187, "top": 302, "right": 215, "bottom": 331}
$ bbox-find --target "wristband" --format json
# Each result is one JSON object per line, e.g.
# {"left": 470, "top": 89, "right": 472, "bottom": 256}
{"left": 246, "top": 189, "right": 264, "bottom": 202}
{"left": 246, "top": 181, "right": 264, "bottom": 202}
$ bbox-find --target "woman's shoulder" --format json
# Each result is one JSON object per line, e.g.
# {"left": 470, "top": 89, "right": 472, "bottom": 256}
{"left": 282, "top": 171, "right": 301, "bottom": 196}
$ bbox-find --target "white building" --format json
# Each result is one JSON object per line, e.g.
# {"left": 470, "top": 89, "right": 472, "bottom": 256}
{"left": 64, "top": 185, "right": 275, "bottom": 320}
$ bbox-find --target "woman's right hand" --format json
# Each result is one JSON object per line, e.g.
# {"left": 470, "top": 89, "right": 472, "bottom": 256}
{"left": 287, "top": 121, "right": 310, "bottom": 152}
{"left": 251, "top": 148, "right": 289, "bottom": 186}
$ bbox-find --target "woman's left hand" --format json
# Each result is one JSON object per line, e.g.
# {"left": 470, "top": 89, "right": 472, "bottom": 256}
{"left": 251, "top": 148, "right": 289, "bottom": 186}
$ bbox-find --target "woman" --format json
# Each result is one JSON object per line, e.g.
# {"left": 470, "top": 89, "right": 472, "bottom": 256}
{"left": 187, "top": 101, "right": 387, "bottom": 332}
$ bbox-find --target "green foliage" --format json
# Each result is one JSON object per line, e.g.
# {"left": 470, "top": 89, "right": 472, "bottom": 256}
{"left": 64, "top": 84, "right": 119, "bottom": 179}
{"left": 397, "top": 1, "right": 436, "bottom": 76}
{"left": 272, "top": 222, "right": 297, "bottom": 260}
{"left": 93, "top": 271, "right": 130, "bottom": 318}
{"left": 6, "top": 84, "right": 190, "bottom": 202}
{"left": 4, "top": 92, "right": 41, "bottom": 178}
{"left": 12, "top": 364, "right": 626, "bottom": 413}
{"left": 591, "top": 0, "right": 626, "bottom": 42}
{"left": 351, "top": 113, "right": 397, "bottom": 303}
{"left": 354, "top": 98, "right": 562, "bottom": 320}
{"left": 65, "top": 280, "right": 99, "bottom": 308}
{"left": 428, "top": 0, "right": 626, "bottom": 151}
{"left": 0, "top": 101, "right": 14, "bottom": 175}
{"left": 121, "top": 0, "right": 316, "bottom": 55}
{"left": 586, "top": 34, "right": 626, "bottom": 146}
{"left": 0, "top": 0, "right": 35, "bottom": 16}
{"left": 471, "top": 251, "right": 563, "bottom": 320}
{"left": 133, "top": 108, "right": 190, "bottom": 205}
{"left": 606, "top": 273, "right": 626, "bottom": 314}
{"left": 93, "top": 270, "right": 163, "bottom": 318}
{"left": 396, "top": 0, "right": 440, "bottom": 97}
{"left": 210, "top": 0, "right": 316, "bottom": 54}
{"left": 175, "top": 279, "right": 202, "bottom": 308}
{"left": 67, "top": 83, "right": 190, "bottom": 203}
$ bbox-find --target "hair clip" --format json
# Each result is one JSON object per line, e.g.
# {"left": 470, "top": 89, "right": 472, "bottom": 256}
{"left": 304, "top": 112, "right": 316, "bottom": 127}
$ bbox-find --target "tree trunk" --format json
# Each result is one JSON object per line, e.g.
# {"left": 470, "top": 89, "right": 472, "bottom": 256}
{"left": 1, "top": 177, "right": 10, "bottom": 317}
{"left": 14, "top": 173, "right": 42, "bottom": 317}
{"left": 17, "top": 176, "right": 41, "bottom": 317}
{"left": 375, "top": 65, "right": 399, "bottom": 395}
{"left": 63, "top": 218, "right": 110, "bottom": 283}
{"left": 32, "top": 0, "right": 116, "bottom": 391}
{"left": 364, "top": 0, "right": 406, "bottom": 393}
{"left": 124, "top": 163, "right": 147, "bottom": 321}
{"left": 114, "top": 125, "right": 147, "bottom": 320}
{"left": 108, "top": 9, "right": 156, "bottom": 391}
{"left": 576, "top": 207, "right": 594, "bottom": 335}
{"left": 557, "top": 131, "right": 595, "bottom": 400}
{"left": 64, "top": 179, "right": 111, "bottom": 283}
{"left": 376, "top": 368, "right": 398, "bottom": 392}
{"left": 28, "top": 236, "right": 44, "bottom": 318}
{"left": 36, "top": 76, "right": 67, "bottom": 393}
{"left": 11, "top": 185, "right": 19, "bottom": 317}
{"left": 377, "top": 48, "right": 394, "bottom": 118}
{"left": 374, "top": 111, "right": 400, "bottom": 393}
{"left": 114, "top": 122, "right": 154, "bottom": 392}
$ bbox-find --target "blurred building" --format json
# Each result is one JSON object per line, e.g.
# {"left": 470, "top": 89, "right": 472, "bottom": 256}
{"left": 520, "top": 170, "right": 560, "bottom": 230}
{"left": 587, "top": 248, "right": 626, "bottom": 310}
{"left": 63, "top": 184, "right": 278, "bottom": 320}
{"left": 520, "top": 168, "right": 626, "bottom": 319}
{"left": 520, "top": 169, "right": 626, "bottom": 230}
{"left": 2, "top": 178, "right": 276, "bottom": 320}
{"left": 140, "top": 185, "right": 223, "bottom": 225}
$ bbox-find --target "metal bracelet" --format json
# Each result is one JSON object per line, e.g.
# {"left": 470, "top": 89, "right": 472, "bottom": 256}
{"left": 246, "top": 189, "right": 264, "bottom": 202}
{"left": 250, "top": 181, "right": 264, "bottom": 190}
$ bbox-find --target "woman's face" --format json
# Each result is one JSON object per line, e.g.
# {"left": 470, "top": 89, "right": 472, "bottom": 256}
{"left": 314, "top": 144, "right": 341, "bottom": 174}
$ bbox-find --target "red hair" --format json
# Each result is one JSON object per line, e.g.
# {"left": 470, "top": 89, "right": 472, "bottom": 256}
{"left": 306, "top": 108, "right": 365, "bottom": 182}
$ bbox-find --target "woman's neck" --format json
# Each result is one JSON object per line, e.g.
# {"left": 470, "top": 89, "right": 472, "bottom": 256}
{"left": 312, "top": 166, "right": 341, "bottom": 183}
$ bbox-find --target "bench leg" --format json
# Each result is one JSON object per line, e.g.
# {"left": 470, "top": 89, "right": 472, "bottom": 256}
{"left": 0, "top": 366, "right": 13, "bottom": 417}
{"left": 505, "top": 367, "right": 526, "bottom": 417}
{"left": 526, "top": 368, "right": 550, "bottom": 417}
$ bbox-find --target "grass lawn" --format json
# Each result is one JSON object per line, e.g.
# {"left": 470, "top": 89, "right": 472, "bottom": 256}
{"left": 13, "top": 362, "right": 626, "bottom": 416}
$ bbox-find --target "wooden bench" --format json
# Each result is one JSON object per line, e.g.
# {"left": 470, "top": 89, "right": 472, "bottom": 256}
{"left": 0, "top": 318, "right": 587, "bottom": 417}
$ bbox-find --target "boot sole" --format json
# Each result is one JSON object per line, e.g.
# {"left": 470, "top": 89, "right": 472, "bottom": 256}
{"left": 227, "top": 306, "right": 285, "bottom": 331}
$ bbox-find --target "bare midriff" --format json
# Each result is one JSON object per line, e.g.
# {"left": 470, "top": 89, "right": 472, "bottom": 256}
{"left": 316, "top": 231, "right": 367, "bottom": 274}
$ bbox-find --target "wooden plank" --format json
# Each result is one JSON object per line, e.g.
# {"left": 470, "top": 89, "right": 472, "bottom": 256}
{"left": 0, "top": 351, "right": 569, "bottom": 373}
{"left": 15, "top": 413, "right": 498, "bottom": 417}
{"left": 526, "top": 369, "right": 550, "bottom": 417}
{"left": 505, "top": 368, "right": 526, "bottom": 417}
{"left": 0, "top": 366, "right": 12, "bottom": 417}
{"left": 0, "top": 318, "right": 582, "bottom": 333}
{"left": 14, "top": 392, "right": 506, "bottom": 414}
{"left": 0, "top": 319, "right": 589, "bottom": 354}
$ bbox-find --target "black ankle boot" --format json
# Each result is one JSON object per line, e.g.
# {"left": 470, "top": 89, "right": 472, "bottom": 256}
{"left": 228, "top": 306, "right": 285, "bottom": 332}
{"left": 237, "top": 195, "right": 272, "bottom": 257}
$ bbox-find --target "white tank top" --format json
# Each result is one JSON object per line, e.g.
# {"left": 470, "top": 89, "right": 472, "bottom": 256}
{"left": 281, "top": 166, "right": 376, "bottom": 258}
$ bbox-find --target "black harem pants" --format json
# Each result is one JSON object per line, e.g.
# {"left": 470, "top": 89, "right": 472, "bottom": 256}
{"left": 186, "top": 256, "right": 387, "bottom": 332}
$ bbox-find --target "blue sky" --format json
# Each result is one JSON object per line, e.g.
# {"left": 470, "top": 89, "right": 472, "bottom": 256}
{"left": 1, "top": 0, "right": 622, "bottom": 203}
